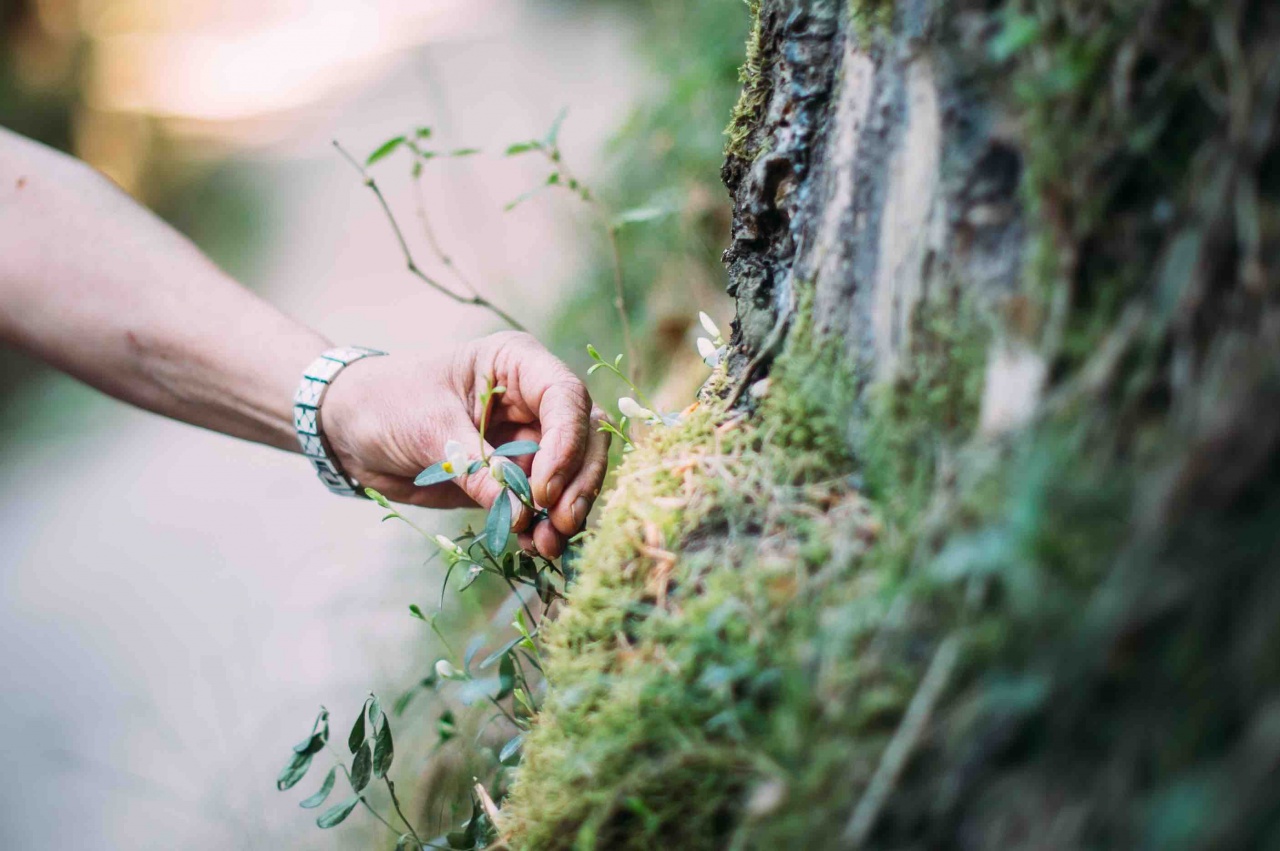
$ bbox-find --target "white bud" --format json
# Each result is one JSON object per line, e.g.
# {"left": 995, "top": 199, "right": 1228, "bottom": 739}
{"left": 433, "top": 534, "right": 463, "bottom": 557}
{"left": 434, "top": 659, "right": 458, "bottom": 679}
{"left": 489, "top": 458, "right": 507, "bottom": 484}
{"left": 698, "top": 311, "right": 721, "bottom": 340}
{"left": 696, "top": 337, "right": 721, "bottom": 366}
{"left": 618, "top": 396, "right": 657, "bottom": 422}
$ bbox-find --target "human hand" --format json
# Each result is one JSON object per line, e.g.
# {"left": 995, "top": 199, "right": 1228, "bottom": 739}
{"left": 322, "top": 331, "right": 609, "bottom": 558}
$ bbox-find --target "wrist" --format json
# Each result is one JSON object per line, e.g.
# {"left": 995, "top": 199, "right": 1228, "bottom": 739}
{"left": 292, "top": 345, "right": 387, "bottom": 497}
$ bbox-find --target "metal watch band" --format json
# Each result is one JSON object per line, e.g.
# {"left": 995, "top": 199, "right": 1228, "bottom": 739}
{"left": 293, "top": 346, "right": 387, "bottom": 497}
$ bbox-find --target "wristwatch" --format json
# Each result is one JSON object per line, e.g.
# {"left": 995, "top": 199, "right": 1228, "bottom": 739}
{"left": 293, "top": 345, "right": 387, "bottom": 497}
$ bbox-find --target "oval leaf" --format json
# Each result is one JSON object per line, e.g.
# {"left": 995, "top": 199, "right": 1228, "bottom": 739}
{"left": 368, "top": 696, "right": 383, "bottom": 732}
{"left": 480, "top": 635, "right": 523, "bottom": 670}
{"left": 348, "top": 701, "right": 367, "bottom": 753}
{"left": 316, "top": 795, "right": 361, "bottom": 829}
{"left": 499, "top": 733, "right": 524, "bottom": 766}
{"left": 493, "top": 440, "right": 540, "bottom": 457}
{"left": 299, "top": 767, "right": 337, "bottom": 809}
{"left": 350, "top": 741, "right": 372, "bottom": 793}
{"left": 484, "top": 491, "right": 512, "bottom": 555}
{"left": 276, "top": 751, "right": 312, "bottom": 791}
{"left": 366, "top": 136, "right": 406, "bottom": 165}
{"left": 497, "top": 652, "right": 515, "bottom": 700}
{"left": 373, "top": 716, "right": 394, "bottom": 778}
{"left": 415, "top": 462, "right": 458, "bottom": 487}
{"left": 502, "top": 464, "right": 533, "bottom": 504}
{"left": 504, "top": 141, "right": 540, "bottom": 156}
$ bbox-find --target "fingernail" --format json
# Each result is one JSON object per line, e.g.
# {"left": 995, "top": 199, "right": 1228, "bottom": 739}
{"left": 572, "top": 496, "right": 590, "bottom": 528}
{"left": 546, "top": 473, "right": 566, "bottom": 506}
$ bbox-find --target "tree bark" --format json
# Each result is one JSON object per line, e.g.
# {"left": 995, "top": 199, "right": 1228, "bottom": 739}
{"left": 721, "top": 0, "right": 1280, "bottom": 846}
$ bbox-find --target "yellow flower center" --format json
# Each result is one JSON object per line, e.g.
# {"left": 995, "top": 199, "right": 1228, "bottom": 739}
{"left": 442, "top": 461, "right": 454, "bottom": 473}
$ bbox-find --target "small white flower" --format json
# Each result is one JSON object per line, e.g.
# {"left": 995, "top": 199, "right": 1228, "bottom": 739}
{"left": 435, "top": 659, "right": 458, "bottom": 679}
{"left": 699, "top": 311, "right": 722, "bottom": 343}
{"left": 696, "top": 336, "right": 721, "bottom": 367}
{"left": 441, "top": 439, "right": 469, "bottom": 475}
{"left": 618, "top": 396, "right": 659, "bottom": 423}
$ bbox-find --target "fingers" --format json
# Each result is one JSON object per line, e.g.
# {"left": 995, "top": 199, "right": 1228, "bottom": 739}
{"left": 547, "top": 408, "right": 611, "bottom": 537}
{"left": 487, "top": 333, "right": 591, "bottom": 508}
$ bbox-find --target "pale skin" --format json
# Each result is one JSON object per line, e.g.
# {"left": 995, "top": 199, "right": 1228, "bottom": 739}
{"left": 0, "top": 128, "right": 609, "bottom": 557}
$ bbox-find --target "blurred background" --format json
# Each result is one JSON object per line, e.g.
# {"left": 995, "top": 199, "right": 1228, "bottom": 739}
{"left": 0, "top": 0, "right": 743, "bottom": 848}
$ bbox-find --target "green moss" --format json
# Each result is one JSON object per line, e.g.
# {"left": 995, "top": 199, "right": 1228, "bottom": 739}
{"left": 849, "top": 0, "right": 894, "bottom": 47}
{"left": 724, "top": 0, "right": 767, "bottom": 162}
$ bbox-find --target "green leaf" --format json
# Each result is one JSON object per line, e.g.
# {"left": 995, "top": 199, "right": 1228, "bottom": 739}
{"left": 586, "top": 343, "right": 601, "bottom": 360}
{"left": 409, "top": 604, "right": 427, "bottom": 620}
{"left": 366, "top": 136, "right": 406, "bottom": 166}
{"left": 480, "top": 635, "right": 524, "bottom": 669}
{"left": 587, "top": 363, "right": 604, "bottom": 375}
{"left": 503, "top": 185, "right": 547, "bottom": 212}
{"left": 449, "top": 147, "right": 480, "bottom": 157}
{"left": 415, "top": 462, "right": 458, "bottom": 487}
{"left": 504, "top": 464, "right": 532, "bottom": 505}
{"left": 415, "top": 126, "right": 432, "bottom": 139}
{"left": 499, "top": 733, "right": 524, "bottom": 766}
{"left": 316, "top": 795, "right": 361, "bottom": 829}
{"left": 466, "top": 459, "right": 485, "bottom": 475}
{"left": 292, "top": 706, "right": 329, "bottom": 754}
{"left": 364, "top": 488, "right": 390, "bottom": 508}
{"left": 493, "top": 440, "right": 540, "bottom": 457}
{"left": 350, "top": 741, "right": 372, "bottom": 792}
{"left": 544, "top": 107, "right": 568, "bottom": 147}
{"left": 438, "top": 709, "right": 456, "bottom": 743}
{"left": 368, "top": 696, "right": 383, "bottom": 731}
{"left": 504, "top": 141, "right": 540, "bottom": 156}
{"left": 373, "top": 715, "right": 394, "bottom": 777}
{"left": 348, "top": 701, "right": 368, "bottom": 753}
{"left": 497, "top": 652, "right": 516, "bottom": 700}
{"left": 299, "top": 767, "right": 337, "bottom": 809}
{"left": 276, "top": 750, "right": 313, "bottom": 791}
{"left": 484, "top": 492, "right": 512, "bottom": 554}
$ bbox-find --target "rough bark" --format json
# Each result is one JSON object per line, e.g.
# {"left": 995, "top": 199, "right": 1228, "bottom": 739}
{"left": 503, "top": 1, "right": 1280, "bottom": 847}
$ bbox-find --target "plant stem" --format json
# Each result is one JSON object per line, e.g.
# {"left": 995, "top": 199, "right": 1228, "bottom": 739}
{"left": 409, "top": 155, "right": 481, "bottom": 299}
{"left": 547, "top": 148, "right": 638, "bottom": 381}
{"left": 323, "top": 742, "right": 400, "bottom": 837}
{"left": 503, "top": 576, "right": 539, "bottom": 630}
{"left": 333, "top": 141, "right": 526, "bottom": 332}
{"left": 385, "top": 778, "right": 428, "bottom": 850}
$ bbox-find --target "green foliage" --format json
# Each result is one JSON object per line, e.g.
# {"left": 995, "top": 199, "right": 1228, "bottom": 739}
{"left": 724, "top": 0, "right": 767, "bottom": 162}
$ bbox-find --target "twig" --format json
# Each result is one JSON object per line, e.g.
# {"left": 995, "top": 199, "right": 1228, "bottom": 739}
{"left": 322, "top": 741, "right": 401, "bottom": 838}
{"left": 385, "top": 777, "right": 428, "bottom": 850}
{"left": 549, "top": 151, "right": 638, "bottom": 380}
{"left": 333, "top": 141, "right": 527, "bottom": 332}
{"left": 841, "top": 636, "right": 960, "bottom": 848}
{"left": 409, "top": 156, "right": 481, "bottom": 299}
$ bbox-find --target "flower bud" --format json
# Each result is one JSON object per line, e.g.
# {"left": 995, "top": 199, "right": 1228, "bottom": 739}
{"left": 435, "top": 659, "right": 458, "bottom": 679}
{"left": 618, "top": 396, "right": 657, "bottom": 423}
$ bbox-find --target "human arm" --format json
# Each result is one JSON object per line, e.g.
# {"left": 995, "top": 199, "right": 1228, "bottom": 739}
{"left": 0, "top": 127, "right": 604, "bottom": 556}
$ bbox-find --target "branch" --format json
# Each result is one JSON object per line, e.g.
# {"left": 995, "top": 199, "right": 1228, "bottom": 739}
{"left": 333, "top": 141, "right": 527, "bottom": 333}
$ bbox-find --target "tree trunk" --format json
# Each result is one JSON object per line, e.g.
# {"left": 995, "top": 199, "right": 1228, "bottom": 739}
{"left": 503, "top": 1, "right": 1280, "bottom": 847}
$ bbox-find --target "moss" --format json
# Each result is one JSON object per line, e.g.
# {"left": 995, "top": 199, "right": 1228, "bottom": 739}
{"left": 723, "top": 0, "right": 768, "bottom": 162}
{"left": 501, "top": 0, "right": 1280, "bottom": 847}
{"left": 849, "top": 0, "right": 893, "bottom": 47}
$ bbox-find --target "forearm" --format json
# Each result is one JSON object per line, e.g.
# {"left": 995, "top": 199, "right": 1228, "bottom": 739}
{"left": 0, "top": 128, "right": 328, "bottom": 452}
